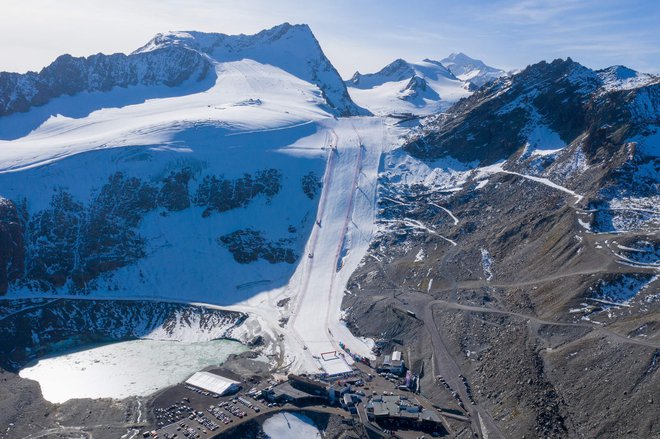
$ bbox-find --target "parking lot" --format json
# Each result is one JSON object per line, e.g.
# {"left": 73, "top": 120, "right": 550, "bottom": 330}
{"left": 150, "top": 381, "right": 281, "bottom": 438}
{"left": 149, "top": 374, "right": 352, "bottom": 439}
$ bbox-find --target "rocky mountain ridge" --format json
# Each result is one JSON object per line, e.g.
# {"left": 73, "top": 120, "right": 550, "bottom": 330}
{"left": 342, "top": 57, "right": 659, "bottom": 438}
{"left": 0, "top": 23, "right": 364, "bottom": 119}
{"left": 0, "top": 45, "right": 213, "bottom": 117}
{"left": 404, "top": 58, "right": 659, "bottom": 230}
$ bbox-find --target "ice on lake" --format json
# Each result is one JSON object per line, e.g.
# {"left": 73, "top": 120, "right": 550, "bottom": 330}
{"left": 262, "top": 412, "right": 322, "bottom": 438}
{"left": 19, "top": 338, "right": 246, "bottom": 403}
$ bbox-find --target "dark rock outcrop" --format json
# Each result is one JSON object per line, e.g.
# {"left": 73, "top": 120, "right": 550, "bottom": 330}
{"left": 24, "top": 174, "right": 157, "bottom": 292}
{"left": 157, "top": 168, "right": 193, "bottom": 211}
{"left": 194, "top": 169, "right": 282, "bottom": 217}
{"left": 403, "top": 58, "right": 632, "bottom": 165}
{"left": 301, "top": 171, "right": 322, "bottom": 199}
{"left": 218, "top": 229, "right": 297, "bottom": 264}
{"left": 0, "top": 198, "right": 24, "bottom": 295}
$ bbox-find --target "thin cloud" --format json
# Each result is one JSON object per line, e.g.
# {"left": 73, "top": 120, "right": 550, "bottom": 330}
{"left": 501, "top": 0, "right": 585, "bottom": 22}
{"left": 0, "top": 0, "right": 657, "bottom": 75}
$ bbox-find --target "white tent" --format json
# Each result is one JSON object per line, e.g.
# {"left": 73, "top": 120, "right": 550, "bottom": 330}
{"left": 185, "top": 371, "right": 240, "bottom": 396}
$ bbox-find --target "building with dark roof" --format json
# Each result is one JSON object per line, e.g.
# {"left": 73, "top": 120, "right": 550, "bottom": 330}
{"left": 262, "top": 382, "right": 326, "bottom": 406}
{"left": 366, "top": 395, "right": 445, "bottom": 434}
{"left": 288, "top": 374, "right": 328, "bottom": 396}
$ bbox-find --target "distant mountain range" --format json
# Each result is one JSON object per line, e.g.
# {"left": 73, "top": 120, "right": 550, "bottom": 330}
{"left": 345, "top": 53, "right": 506, "bottom": 115}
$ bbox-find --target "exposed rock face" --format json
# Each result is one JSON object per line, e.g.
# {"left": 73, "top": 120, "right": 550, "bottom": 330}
{"left": 348, "top": 59, "right": 418, "bottom": 88}
{"left": 0, "top": 198, "right": 24, "bottom": 295}
{"left": 0, "top": 46, "right": 212, "bottom": 116}
{"left": 345, "top": 169, "right": 659, "bottom": 437}
{"left": 157, "top": 168, "right": 193, "bottom": 212}
{"left": 194, "top": 169, "right": 282, "bottom": 217}
{"left": 24, "top": 174, "right": 157, "bottom": 292}
{"left": 405, "top": 58, "right": 659, "bottom": 230}
{"left": 404, "top": 58, "right": 605, "bottom": 165}
{"left": 301, "top": 171, "right": 322, "bottom": 199}
{"left": 218, "top": 229, "right": 297, "bottom": 264}
{"left": 400, "top": 75, "right": 433, "bottom": 101}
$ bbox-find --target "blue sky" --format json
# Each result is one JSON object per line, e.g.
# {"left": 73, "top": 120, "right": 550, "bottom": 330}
{"left": 1, "top": 0, "right": 658, "bottom": 76}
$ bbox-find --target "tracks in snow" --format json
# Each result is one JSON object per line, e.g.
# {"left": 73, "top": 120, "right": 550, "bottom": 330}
{"left": 287, "top": 118, "right": 384, "bottom": 372}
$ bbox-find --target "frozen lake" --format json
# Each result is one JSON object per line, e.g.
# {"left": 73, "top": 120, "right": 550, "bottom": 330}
{"left": 262, "top": 412, "right": 321, "bottom": 438}
{"left": 19, "top": 338, "right": 246, "bottom": 403}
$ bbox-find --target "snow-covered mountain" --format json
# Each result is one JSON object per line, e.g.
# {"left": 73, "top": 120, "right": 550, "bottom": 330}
{"left": 0, "top": 23, "right": 364, "bottom": 124}
{"left": 440, "top": 52, "right": 506, "bottom": 87}
{"left": 0, "top": 45, "right": 213, "bottom": 119}
{"left": 596, "top": 64, "right": 658, "bottom": 91}
{"left": 0, "top": 23, "right": 379, "bottom": 376}
{"left": 133, "top": 24, "right": 366, "bottom": 117}
{"left": 345, "top": 55, "right": 505, "bottom": 116}
{"left": 0, "top": 23, "right": 365, "bottom": 302}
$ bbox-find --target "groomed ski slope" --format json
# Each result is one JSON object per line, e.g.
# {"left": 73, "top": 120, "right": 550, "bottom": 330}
{"left": 287, "top": 118, "right": 386, "bottom": 372}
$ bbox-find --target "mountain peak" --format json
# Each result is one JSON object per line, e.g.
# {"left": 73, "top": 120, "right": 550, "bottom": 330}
{"left": 134, "top": 23, "right": 316, "bottom": 56}
{"left": 441, "top": 53, "right": 489, "bottom": 70}
{"left": 380, "top": 58, "right": 415, "bottom": 77}
{"left": 444, "top": 52, "right": 482, "bottom": 64}
{"left": 135, "top": 23, "right": 365, "bottom": 116}
{"left": 596, "top": 64, "right": 657, "bottom": 91}
{"left": 347, "top": 59, "right": 415, "bottom": 89}
{"left": 440, "top": 52, "right": 505, "bottom": 88}
{"left": 605, "top": 65, "right": 638, "bottom": 79}
{"left": 522, "top": 57, "right": 593, "bottom": 82}
{"left": 511, "top": 57, "right": 599, "bottom": 95}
